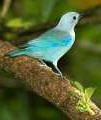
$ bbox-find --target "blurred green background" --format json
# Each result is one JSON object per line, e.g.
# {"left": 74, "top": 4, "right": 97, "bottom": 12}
{"left": 0, "top": 0, "right": 101, "bottom": 120}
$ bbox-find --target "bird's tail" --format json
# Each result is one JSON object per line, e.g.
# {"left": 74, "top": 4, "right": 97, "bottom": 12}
{"left": 5, "top": 49, "right": 24, "bottom": 57}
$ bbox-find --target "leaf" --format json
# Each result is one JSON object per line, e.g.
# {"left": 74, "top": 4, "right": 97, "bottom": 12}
{"left": 6, "top": 18, "right": 23, "bottom": 28}
{"left": 74, "top": 81, "right": 84, "bottom": 92}
{"left": 85, "top": 87, "right": 96, "bottom": 102}
{"left": 6, "top": 18, "right": 32, "bottom": 28}
{"left": 76, "top": 100, "right": 88, "bottom": 112}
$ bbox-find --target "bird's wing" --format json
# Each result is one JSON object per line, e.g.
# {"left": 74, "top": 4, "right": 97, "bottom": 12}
{"left": 19, "top": 29, "right": 73, "bottom": 59}
{"left": 21, "top": 29, "right": 72, "bottom": 49}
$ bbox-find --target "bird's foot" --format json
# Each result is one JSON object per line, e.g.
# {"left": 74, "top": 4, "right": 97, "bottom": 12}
{"left": 39, "top": 59, "right": 52, "bottom": 70}
{"left": 39, "top": 59, "right": 46, "bottom": 65}
{"left": 54, "top": 72, "right": 64, "bottom": 80}
{"left": 59, "top": 74, "right": 64, "bottom": 80}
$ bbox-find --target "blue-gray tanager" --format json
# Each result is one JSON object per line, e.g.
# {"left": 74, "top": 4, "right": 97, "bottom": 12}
{"left": 6, "top": 12, "right": 83, "bottom": 79}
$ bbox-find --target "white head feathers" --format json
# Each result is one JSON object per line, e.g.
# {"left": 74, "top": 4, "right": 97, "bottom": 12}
{"left": 55, "top": 12, "right": 80, "bottom": 32}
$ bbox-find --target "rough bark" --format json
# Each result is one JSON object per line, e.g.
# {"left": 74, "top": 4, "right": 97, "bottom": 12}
{"left": 0, "top": 40, "right": 101, "bottom": 120}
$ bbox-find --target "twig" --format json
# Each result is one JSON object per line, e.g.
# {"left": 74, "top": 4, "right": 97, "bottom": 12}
{"left": 0, "top": 0, "right": 12, "bottom": 19}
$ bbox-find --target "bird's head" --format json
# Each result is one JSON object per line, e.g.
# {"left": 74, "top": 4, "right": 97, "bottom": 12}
{"left": 56, "top": 12, "right": 82, "bottom": 32}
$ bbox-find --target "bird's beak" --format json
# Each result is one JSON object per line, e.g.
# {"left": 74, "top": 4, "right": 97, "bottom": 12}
{"left": 79, "top": 13, "right": 86, "bottom": 20}
{"left": 79, "top": 13, "right": 88, "bottom": 20}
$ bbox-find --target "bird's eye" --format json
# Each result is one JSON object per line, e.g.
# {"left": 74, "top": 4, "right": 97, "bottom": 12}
{"left": 73, "top": 16, "right": 76, "bottom": 20}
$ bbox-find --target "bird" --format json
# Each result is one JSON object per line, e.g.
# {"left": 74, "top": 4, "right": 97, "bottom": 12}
{"left": 6, "top": 12, "right": 83, "bottom": 79}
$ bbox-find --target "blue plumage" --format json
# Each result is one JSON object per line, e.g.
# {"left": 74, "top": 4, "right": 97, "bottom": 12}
{"left": 6, "top": 29, "right": 74, "bottom": 78}
{"left": 6, "top": 12, "right": 81, "bottom": 79}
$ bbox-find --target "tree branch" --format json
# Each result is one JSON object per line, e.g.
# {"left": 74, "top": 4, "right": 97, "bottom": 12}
{"left": 0, "top": 40, "right": 101, "bottom": 120}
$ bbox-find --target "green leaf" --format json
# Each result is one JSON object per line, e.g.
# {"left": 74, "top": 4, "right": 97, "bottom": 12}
{"left": 76, "top": 100, "right": 89, "bottom": 112}
{"left": 85, "top": 87, "right": 96, "bottom": 102}
{"left": 74, "top": 81, "right": 84, "bottom": 92}
{"left": 6, "top": 18, "right": 32, "bottom": 28}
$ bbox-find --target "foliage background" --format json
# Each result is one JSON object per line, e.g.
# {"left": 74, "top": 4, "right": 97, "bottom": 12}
{"left": 0, "top": 0, "right": 101, "bottom": 120}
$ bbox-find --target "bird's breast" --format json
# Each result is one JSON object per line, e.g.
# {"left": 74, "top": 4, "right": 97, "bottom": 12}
{"left": 62, "top": 35, "right": 75, "bottom": 47}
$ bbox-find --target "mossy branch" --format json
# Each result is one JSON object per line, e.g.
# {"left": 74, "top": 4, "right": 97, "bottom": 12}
{"left": 0, "top": 40, "right": 101, "bottom": 120}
